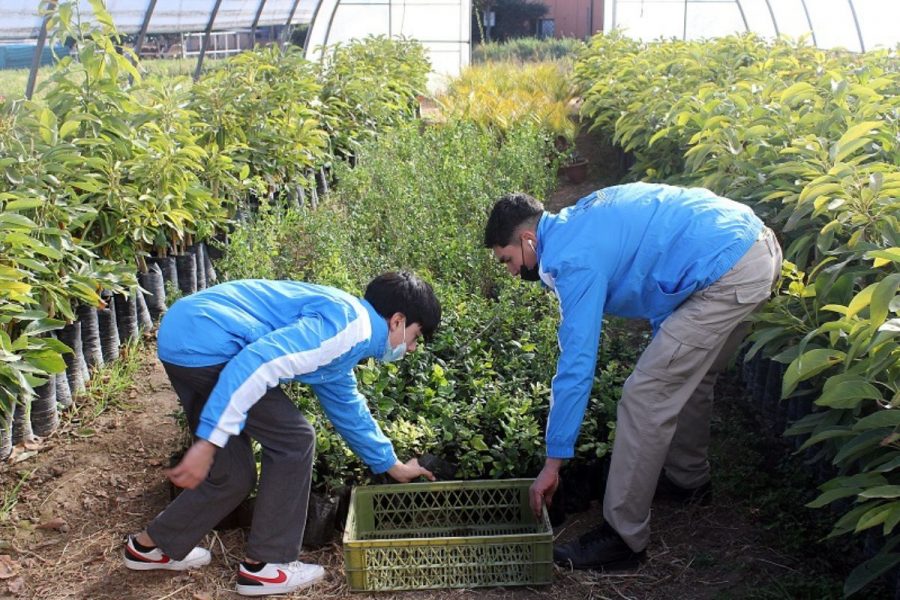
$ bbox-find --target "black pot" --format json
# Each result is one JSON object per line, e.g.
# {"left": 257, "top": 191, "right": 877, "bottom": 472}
{"left": 418, "top": 453, "right": 458, "bottom": 480}
{"left": 114, "top": 292, "right": 140, "bottom": 345}
{"left": 55, "top": 372, "right": 72, "bottom": 409}
{"left": 31, "top": 377, "right": 58, "bottom": 437}
{"left": 188, "top": 245, "right": 207, "bottom": 291}
{"left": 136, "top": 288, "right": 153, "bottom": 331}
{"left": 138, "top": 263, "right": 167, "bottom": 322}
{"left": 97, "top": 296, "right": 120, "bottom": 363}
{"left": 0, "top": 403, "right": 13, "bottom": 460}
{"left": 146, "top": 256, "right": 178, "bottom": 290}
{"left": 77, "top": 304, "right": 104, "bottom": 370}
{"left": 175, "top": 253, "right": 198, "bottom": 296}
{"left": 303, "top": 491, "right": 339, "bottom": 548}
{"left": 12, "top": 397, "right": 34, "bottom": 445}
{"left": 56, "top": 322, "right": 86, "bottom": 396}
{"left": 316, "top": 167, "right": 331, "bottom": 197}
{"left": 202, "top": 242, "right": 217, "bottom": 285}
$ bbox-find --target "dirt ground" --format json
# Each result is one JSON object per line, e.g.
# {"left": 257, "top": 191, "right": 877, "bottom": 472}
{"left": 0, "top": 134, "right": 829, "bottom": 600}
{"left": 0, "top": 354, "right": 818, "bottom": 600}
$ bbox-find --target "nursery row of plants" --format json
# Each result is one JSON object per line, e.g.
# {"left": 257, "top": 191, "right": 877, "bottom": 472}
{"left": 574, "top": 32, "right": 899, "bottom": 594}
{"left": 214, "top": 119, "right": 640, "bottom": 490}
{"left": 0, "top": 2, "right": 429, "bottom": 457}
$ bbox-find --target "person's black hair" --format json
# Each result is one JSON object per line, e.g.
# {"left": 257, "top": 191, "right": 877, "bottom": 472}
{"left": 364, "top": 271, "right": 441, "bottom": 342}
{"left": 483, "top": 192, "right": 544, "bottom": 248}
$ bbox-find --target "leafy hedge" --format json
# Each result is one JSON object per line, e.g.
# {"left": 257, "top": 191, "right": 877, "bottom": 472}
{"left": 0, "top": 1, "right": 430, "bottom": 451}
{"left": 217, "top": 119, "right": 635, "bottom": 492}
{"left": 473, "top": 37, "right": 586, "bottom": 63}
{"left": 576, "top": 32, "right": 899, "bottom": 595}
{"left": 438, "top": 61, "right": 579, "bottom": 146}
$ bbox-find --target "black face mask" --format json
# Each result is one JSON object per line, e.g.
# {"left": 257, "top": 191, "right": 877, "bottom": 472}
{"left": 519, "top": 239, "right": 541, "bottom": 282}
{"left": 519, "top": 264, "right": 541, "bottom": 282}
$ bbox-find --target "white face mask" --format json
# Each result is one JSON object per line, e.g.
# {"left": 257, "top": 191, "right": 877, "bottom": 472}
{"left": 381, "top": 319, "right": 408, "bottom": 363}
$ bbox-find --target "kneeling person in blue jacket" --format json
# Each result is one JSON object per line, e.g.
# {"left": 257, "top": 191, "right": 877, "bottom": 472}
{"left": 485, "top": 183, "right": 782, "bottom": 570}
{"left": 123, "top": 272, "right": 440, "bottom": 596}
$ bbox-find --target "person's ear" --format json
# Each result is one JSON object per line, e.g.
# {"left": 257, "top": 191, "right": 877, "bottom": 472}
{"left": 389, "top": 312, "right": 406, "bottom": 331}
{"left": 521, "top": 230, "right": 536, "bottom": 248}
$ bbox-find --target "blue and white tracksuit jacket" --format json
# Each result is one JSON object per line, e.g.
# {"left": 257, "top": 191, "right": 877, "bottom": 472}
{"left": 535, "top": 182, "right": 763, "bottom": 459}
{"left": 157, "top": 280, "right": 397, "bottom": 473}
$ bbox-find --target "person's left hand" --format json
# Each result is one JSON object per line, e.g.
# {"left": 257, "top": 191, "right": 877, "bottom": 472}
{"left": 529, "top": 461, "right": 561, "bottom": 519}
{"left": 166, "top": 439, "right": 217, "bottom": 489}
{"left": 386, "top": 458, "right": 435, "bottom": 483}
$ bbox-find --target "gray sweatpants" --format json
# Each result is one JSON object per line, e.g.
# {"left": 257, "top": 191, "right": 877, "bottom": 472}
{"left": 147, "top": 362, "right": 315, "bottom": 563}
{"left": 603, "top": 228, "right": 782, "bottom": 552}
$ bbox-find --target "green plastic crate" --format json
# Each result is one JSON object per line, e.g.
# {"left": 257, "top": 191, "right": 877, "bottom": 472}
{"left": 342, "top": 478, "right": 553, "bottom": 591}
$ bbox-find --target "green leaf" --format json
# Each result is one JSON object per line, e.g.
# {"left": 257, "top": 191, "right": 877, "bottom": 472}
{"left": 847, "top": 283, "right": 877, "bottom": 318}
{"left": 779, "top": 82, "right": 815, "bottom": 105}
{"left": 816, "top": 379, "right": 882, "bottom": 409}
{"left": 59, "top": 120, "right": 81, "bottom": 139}
{"left": 806, "top": 487, "right": 861, "bottom": 509}
{"left": 4, "top": 198, "right": 45, "bottom": 211}
{"left": 834, "top": 429, "right": 890, "bottom": 466}
{"left": 782, "top": 349, "right": 846, "bottom": 397}
{"left": 859, "top": 485, "right": 900, "bottom": 500}
{"left": 799, "top": 182, "right": 842, "bottom": 204}
{"left": 798, "top": 428, "right": 854, "bottom": 451}
{"left": 853, "top": 409, "right": 900, "bottom": 431}
{"left": 844, "top": 553, "right": 900, "bottom": 595}
{"left": 870, "top": 274, "right": 900, "bottom": 327}
{"left": 865, "top": 247, "right": 900, "bottom": 268}
{"left": 832, "top": 120, "right": 881, "bottom": 164}
{"left": 24, "top": 349, "right": 67, "bottom": 374}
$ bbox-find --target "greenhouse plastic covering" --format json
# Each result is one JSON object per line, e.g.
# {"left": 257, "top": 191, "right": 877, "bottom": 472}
{"left": 305, "top": 0, "right": 471, "bottom": 87}
{"left": 604, "top": 0, "right": 898, "bottom": 52}
{"left": 0, "top": 1, "right": 317, "bottom": 39}
{"left": 0, "top": 0, "right": 471, "bottom": 89}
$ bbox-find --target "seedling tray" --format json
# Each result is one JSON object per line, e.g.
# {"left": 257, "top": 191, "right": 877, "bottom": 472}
{"left": 343, "top": 478, "right": 553, "bottom": 591}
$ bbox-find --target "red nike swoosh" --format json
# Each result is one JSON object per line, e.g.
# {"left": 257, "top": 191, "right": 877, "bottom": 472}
{"left": 126, "top": 545, "right": 170, "bottom": 564}
{"left": 241, "top": 569, "right": 287, "bottom": 584}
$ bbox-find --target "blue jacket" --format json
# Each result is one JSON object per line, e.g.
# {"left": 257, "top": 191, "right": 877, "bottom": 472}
{"left": 535, "top": 183, "right": 763, "bottom": 458}
{"left": 157, "top": 280, "right": 397, "bottom": 473}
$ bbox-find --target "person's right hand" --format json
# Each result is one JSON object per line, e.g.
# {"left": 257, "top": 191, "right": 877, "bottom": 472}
{"left": 529, "top": 460, "right": 562, "bottom": 519}
{"left": 386, "top": 458, "right": 435, "bottom": 483}
{"left": 166, "top": 439, "right": 217, "bottom": 490}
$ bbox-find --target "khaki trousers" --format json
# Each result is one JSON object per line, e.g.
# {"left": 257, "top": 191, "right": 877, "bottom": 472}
{"left": 603, "top": 228, "right": 782, "bottom": 552}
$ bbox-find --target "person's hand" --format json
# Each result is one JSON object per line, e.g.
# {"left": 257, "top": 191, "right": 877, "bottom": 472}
{"left": 386, "top": 458, "right": 435, "bottom": 483}
{"left": 529, "top": 460, "right": 562, "bottom": 519}
{"left": 166, "top": 439, "right": 217, "bottom": 490}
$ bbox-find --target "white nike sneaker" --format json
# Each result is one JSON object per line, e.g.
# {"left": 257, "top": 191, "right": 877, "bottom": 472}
{"left": 123, "top": 535, "right": 211, "bottom": 571}
{"left": 236, "top": 560, "right": 326, "bottom": 596}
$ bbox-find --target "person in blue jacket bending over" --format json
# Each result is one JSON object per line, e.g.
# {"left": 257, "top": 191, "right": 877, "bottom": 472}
{"left": 123, "top": 272, "right": 441, "bottom": 597}
{"left": 484, "top": 183, "right": 782, "bottom": 570}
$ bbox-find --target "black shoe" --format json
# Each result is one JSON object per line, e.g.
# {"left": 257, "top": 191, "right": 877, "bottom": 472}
{"left": 654, "top": 472, "right": 712, "bottom": 505}
{"left": 553, "top": 523, "right": 646, "bottom": 570}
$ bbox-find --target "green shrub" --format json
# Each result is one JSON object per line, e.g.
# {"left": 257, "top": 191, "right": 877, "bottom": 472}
{"left": 576, "top": 31, "right": 900, "bottom": 595}
{"left": 473, "top": 37, "right": 585, "bottom": 63}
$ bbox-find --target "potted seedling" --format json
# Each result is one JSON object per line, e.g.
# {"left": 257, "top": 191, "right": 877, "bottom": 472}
{"left": 559, "top": 149, "right": 589, "bottom": 184}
